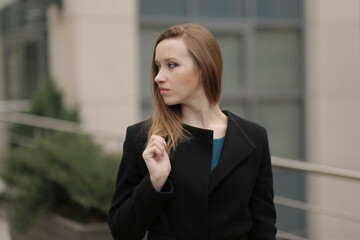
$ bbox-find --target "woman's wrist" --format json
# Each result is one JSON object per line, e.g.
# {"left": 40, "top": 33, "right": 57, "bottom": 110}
{"left": 150, "top": 174, "right": 169, "bottom": 192}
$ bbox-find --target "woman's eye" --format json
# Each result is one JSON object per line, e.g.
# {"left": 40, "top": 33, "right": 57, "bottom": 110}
{"left": 168, "top": 63, "right": 178, "bottom": 68}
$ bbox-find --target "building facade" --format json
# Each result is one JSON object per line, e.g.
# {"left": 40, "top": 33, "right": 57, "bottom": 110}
{"left": 0, "top": 0, "right": 359, "bottom": 239}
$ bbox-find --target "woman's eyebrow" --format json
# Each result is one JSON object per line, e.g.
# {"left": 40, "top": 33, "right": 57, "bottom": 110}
{"left": 155, "top": 57, "right": 179, "bottom": 63}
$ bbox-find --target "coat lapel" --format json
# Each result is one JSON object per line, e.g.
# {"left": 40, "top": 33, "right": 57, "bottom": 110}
{"left": 209, "top": 111, "right": 256, "bottom": 193}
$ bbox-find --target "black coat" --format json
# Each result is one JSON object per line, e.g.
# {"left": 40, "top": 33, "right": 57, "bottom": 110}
{"left": 108, "top": 111, "right": 277, "bottom": 240}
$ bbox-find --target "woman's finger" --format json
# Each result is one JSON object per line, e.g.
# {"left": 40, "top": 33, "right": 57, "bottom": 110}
{"left": 144, "top": 145, "right": 162, "bottom": 160}
{"left": 148, "top": 136, "right": 166, "bottom": 154}
{"left": 149, "top": 135, "right": 166, "bottom": 147}
{"left": 152, "top": 141, "right": 165, "bottom": 156}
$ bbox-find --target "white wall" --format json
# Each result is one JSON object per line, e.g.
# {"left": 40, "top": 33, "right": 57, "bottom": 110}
{"left": 48, "top": 0, "right": 140, "bottom": 137}
{"left": 305, "top": 0, "right": 360, "bottom": 239}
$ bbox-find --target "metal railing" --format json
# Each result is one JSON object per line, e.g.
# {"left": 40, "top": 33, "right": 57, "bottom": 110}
{"left": 272, "top": 156, "right": 360, "bottom": 181}
{"left": 0, "top": 111, "right": 124, "bottom": 143}
{"left": 271, "top": 157, "right": 360, "bottom": 240}
{"left": 1, "top": 109, "right": 360, "bottom": 240}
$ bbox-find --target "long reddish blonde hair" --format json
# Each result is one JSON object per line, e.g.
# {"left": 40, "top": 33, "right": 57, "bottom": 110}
{"left": 147, "top": 23, "right": 223, "bottom": 152}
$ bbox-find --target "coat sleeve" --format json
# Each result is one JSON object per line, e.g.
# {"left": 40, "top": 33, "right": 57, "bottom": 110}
{"left": 108, "top": 126, "right": 173, "bottom": 240}
{"left": 248, "top": 128, "right": 277, "bottom": 240}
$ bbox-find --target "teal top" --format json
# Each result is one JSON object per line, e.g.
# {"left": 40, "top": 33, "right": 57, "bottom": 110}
{"left": 211, "top": 136, "right": 225, "bottom": 171}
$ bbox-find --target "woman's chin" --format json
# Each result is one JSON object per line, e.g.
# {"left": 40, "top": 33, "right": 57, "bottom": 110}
{"left": 164, "top": 102, "right": 178, "bottom": 106}
{"left": 163, "top": 98, "right": 180, "bottom": 106}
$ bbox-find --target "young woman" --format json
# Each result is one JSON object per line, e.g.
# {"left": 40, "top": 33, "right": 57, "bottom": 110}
{"left": 108, "top": 23, "right": 277, "bottom": 240}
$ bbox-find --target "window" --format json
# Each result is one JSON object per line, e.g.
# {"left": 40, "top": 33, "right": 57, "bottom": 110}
{"left": 199, "top": 0, "right": 246, "bottom": 18}
{"left": 257, "top": 0, "right": 302, "bottom": 19}
{"left": 140, "top": 0, "right": 187, "bottom": 17}
{"left": 1, "top": 1, "right": 48, "bottom": 100}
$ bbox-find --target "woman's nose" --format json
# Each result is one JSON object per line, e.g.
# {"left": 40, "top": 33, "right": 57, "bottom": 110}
{"left": 154, "top": 70, "right": 166, "bottom": 83}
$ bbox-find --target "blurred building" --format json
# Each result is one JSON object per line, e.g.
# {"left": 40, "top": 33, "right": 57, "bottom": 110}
{"left": 0, "top": 0, "right": 139, "bottom": 134}
{"left": 0, "top": 0, "right": 359, "bottom": 239}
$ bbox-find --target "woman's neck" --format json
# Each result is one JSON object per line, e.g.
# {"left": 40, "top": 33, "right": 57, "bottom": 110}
{"left": 181, "top": 103, "right": 228, "bottom": 138}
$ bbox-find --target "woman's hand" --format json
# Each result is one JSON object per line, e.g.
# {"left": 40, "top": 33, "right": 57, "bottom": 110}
{"left": 142, "top": 135, "right": 171, "bottom": 192}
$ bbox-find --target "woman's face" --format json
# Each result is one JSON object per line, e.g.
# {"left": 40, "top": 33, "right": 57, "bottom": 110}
{"left": 154, "top": 38, "right": 205, "bottom": 106}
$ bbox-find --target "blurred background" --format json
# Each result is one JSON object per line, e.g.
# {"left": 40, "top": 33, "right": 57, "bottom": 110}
{"left": 0, "top": 0, "right": 359, "bottom": 239}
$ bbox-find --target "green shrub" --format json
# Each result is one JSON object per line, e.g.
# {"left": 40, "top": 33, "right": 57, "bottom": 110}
{"left": 29, "top": 78, "right": 78, "bottom": 121}
{"left": 10, "top": 78, "right": 79, "bottom": 146}
{"left": 0, "top": 132, "right": 120, "bottom": 232}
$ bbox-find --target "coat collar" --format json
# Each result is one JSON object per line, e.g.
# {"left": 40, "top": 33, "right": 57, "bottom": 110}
{"left": 208, "top": 111, "right": 256, "bottom": 193}
{"left": 182, "top": 111, "right": 257, "bottom": 194}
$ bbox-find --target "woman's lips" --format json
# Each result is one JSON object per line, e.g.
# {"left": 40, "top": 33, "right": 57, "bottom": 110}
{"left": 160, "top": 88, "right": 170, "bottom": 95}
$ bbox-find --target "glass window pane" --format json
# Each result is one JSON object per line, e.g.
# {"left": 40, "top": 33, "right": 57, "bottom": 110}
{"left": 257, "top": 0, "right": 302, "bottom": 19}
{"left": 273, "top": 172, "right": 306, "bottom": 232}
{"left": 140, "top": 0, "right": 187, "bottom": 17}
{"left": 255, "top": 30, "right": 301, "bottom": 90}
{"left": 140, "top": 28, "right": 162, "bottom": 119}
{"left": 24, "top": 42, "right": 39, "bottom": 99}
{"left": 216, "top": 34, "right": 245, "bottom": 93}
{"left": 199, "top": 0, "right": 245, "bottom": 18}
{"left": 8, "top": 45, "right": 22, "bottom": 99}
{"left": 257, "top": 102, "right": 301, "bottom": 159}
{"left": 219, "top": 102, "right": 246, "bottom": 119}
{"left": 142, "top": 105, "right": 153, "bottom": 120}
